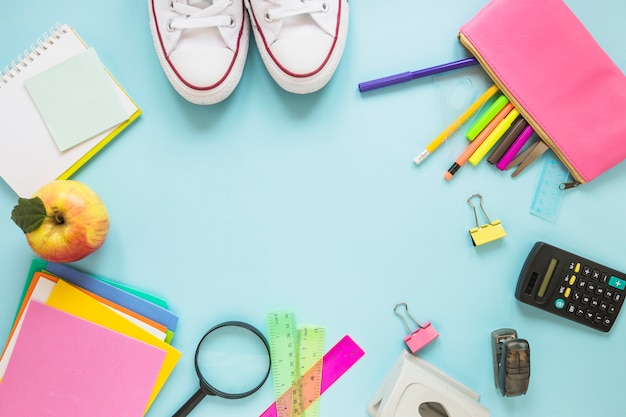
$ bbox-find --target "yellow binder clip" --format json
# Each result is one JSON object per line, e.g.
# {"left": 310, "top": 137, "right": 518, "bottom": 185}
{"left": 467, "top": 194, "right": 506, "bottom": 246}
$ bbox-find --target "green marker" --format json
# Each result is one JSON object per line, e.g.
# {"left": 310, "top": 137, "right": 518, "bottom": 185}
{"left": 466, "top": 94, "right": 509, "bottom": 140}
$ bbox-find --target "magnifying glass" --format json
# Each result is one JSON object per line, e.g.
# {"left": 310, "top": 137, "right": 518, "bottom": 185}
{"left": 173, "top": 321, "right": 271, "bottom": 417}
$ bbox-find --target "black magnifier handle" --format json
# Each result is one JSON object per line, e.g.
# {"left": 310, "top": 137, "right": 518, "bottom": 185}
{"left": 172, "top": 387, "right": 211, "bottom": 417}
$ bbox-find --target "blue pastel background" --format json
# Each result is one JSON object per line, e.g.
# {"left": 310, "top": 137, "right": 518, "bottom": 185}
{"left": 1, "top": 1, "right": 626, "bottom": 416}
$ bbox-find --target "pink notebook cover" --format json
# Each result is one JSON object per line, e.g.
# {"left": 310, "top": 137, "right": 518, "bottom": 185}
{"left": 0, "top": 301, "right": 166, "bottom": 417}
{"left": 460, "top": 0, "right": 626, "bottom": 183}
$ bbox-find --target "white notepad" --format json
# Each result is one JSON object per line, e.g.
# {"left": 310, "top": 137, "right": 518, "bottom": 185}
{"left": 0, "top": 24, "right": 141, "bottom": 197}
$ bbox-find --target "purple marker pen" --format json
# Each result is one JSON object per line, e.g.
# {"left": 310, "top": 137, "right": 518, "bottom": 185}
{"left": 496, "top": 125, "right": 535, "bottom": 170}
{"left": 358, "top": 57, "right": 479, "bottom": 92}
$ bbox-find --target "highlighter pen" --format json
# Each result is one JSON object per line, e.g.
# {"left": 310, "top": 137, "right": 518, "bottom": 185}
{"left": 465, "top": 95, "right": 509, "bottom": 140}
{"left": 487, "top": 117, "right": 528, "bottom": 164}
{"left": 444, "top": 102, "right": 514, "bottom": 180}
{"left": 468, "top": 108, "right": 520, "bottom": 165}
{"left": 358, "top": 57, "right": 479, "bottom": 92}
{"left": 496, "top": 125, "right": 535, "bottom": 170}
{"left": 414, "top": 84, "right": 499, "bottom": 165}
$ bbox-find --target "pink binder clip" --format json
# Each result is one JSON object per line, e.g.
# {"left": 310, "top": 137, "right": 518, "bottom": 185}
{"left": 394, "top": 302, "right": 439, "bottom": 354}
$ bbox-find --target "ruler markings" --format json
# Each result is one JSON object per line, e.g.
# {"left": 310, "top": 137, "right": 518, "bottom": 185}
{"left": 267, "top": 311, "right": 297, "bottom": 417}
{"left": 292, "top": 326, "right": 325, "bottom": 417}
{"left": 530, "top": 152, "right": 571, "bottom": 222}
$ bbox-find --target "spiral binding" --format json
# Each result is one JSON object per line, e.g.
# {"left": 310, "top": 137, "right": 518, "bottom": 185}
{"left": 0, "top": 23, "right": 68, "bottom": 87}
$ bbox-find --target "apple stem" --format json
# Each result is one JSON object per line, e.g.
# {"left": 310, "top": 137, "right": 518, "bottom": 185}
{"left": 51, "top": 209, "right": 65, "bottom": 225}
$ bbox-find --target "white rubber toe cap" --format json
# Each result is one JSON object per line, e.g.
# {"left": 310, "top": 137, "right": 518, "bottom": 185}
{"left": 270, "top": 34, "right": 333, "bottom": 75}
{"left": 169, "top": 47, "right": 235, "bottom": 87}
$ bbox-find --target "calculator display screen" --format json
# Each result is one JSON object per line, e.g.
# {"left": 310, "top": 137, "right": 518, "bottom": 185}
{"left": 538, "top": 258, "right": 558, "bottom": 298}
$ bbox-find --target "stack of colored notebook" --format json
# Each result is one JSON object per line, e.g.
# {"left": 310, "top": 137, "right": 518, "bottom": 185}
{"left": 0, "top": 259, "right": 180, "bottom": 417}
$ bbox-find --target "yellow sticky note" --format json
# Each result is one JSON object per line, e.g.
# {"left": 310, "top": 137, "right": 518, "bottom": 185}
{"left": 46, "top": 280, "right": 181, "bottom": 413}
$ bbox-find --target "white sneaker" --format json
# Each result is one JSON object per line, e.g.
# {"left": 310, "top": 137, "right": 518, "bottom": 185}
{"left": 149, "top": 0, "right": 249, "bottom": 105}
{"left": 244, "top": 0, "right": 349, "bottom": 94}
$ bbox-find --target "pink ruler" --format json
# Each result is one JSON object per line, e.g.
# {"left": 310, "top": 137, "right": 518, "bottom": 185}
{"left": 259, "top": 335, "right": 365, "bottom": 417}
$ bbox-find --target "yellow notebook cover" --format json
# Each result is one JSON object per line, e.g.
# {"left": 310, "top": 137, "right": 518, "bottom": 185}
{"left": 0, "top": 23, "right": 141, "bottom": 197}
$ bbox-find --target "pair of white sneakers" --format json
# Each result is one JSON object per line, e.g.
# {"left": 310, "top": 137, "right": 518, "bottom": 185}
{"left": 149, "top": 0, "right": 349, "bottom": 105}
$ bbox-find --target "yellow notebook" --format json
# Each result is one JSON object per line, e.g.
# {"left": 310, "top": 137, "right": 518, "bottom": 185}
{"left": 0, "top": 23, "right": 141, "bottom": 197}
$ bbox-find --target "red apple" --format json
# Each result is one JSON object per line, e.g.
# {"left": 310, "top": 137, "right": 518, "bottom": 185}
{"left": 11, "top": 180, "right": 110, "bottom": 262}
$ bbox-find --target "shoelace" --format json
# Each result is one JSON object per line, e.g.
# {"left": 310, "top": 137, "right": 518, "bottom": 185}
{"left": 264, "top": 0, "right": 328, "bottom": 22}
{"left": 168, "top": 0, "right": 235, "bottom": 31}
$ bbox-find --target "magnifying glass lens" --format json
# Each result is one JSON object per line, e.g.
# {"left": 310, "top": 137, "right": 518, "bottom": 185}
{"left": 196, "top": 325, "right": 270, "bottom": 395}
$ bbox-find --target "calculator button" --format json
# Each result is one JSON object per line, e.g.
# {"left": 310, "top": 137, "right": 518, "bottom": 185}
{"left": 575, "top": 263, "right": 581, "bottom": 273}
{"left": 605, "top": 289, "right": 614, "bottom": 299}
{"left": 608, "top": 304, "right": 617, "bottom": 315}
{"left": 601, "top": 273, "right": 609, "bottom": 284}
{"left": 581, "top": 294, "right": 591, "bottom": 304}
{"left": 577, "top": 279, "right": 587, "bottom": 289}
{"left": 608, "top": 276, "right": 626, "bottom": 291}
{"left": 582, "top": 265, "right": 592, "bottom": 277}
{"left": 576, "top": 307, "right": 585, "bottom": 317}
{"left": 585, "top": 310, "right": 594, "bottom": 320}
{"left": 587, "top": 282, "right": 596, "bottom": 293}
{"left": 564, "top": 288, "right": 571, "bottom": 298}
{"left": 592, "top": 269, "right": 601, "bottom": 280}
{"left": 603, "top": 317, "right": 613, "bottom": 328}
{"left": 594, "top": 313, "right": 603, "bottom": 323}
{"left": 599, "top": 301, "right": 609, "bottom": 311}
{"left": 567, "top": 303, "right": 576, "bottom": 314}
{"left": 614, "top": 293, "right": 622, "bottom": 303}
{"left": 573, "top": 291, "right": 582, "bottom": 301}
{"left": 569, "top": 275, "right": 577, "bottom": 286}
{"left": 554, "top": 298, "right": 566, "bottom": 310}
{"left": 595, "top": 286, "right": 605, "bottom": 297}
{"left": 591, "top": 298, "right": 600, "bottom": 309}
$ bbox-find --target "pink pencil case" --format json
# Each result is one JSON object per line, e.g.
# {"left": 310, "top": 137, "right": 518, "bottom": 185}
{"left": 459, "top": 0, "right": 626, "bottom": 185}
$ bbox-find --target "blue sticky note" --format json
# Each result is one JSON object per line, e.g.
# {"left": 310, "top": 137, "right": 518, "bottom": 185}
{"left": 24, "top": 48, "right": 128, "bottom": 151}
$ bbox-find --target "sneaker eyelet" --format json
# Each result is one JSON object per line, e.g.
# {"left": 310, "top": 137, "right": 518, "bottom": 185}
{"left": 166, "top": 19, "right": 175, "bottom": 32}
{"left": 264, "top": 10, "right": 273, "bottom": 22}
{"left": 169, "top": 0, "right": 176, "bottom": 11}
{"left": 227, "top": 15, "right": 236, "bottom": 28}
{"left": 321, "top": 2, "right": 328, "bottom": 12}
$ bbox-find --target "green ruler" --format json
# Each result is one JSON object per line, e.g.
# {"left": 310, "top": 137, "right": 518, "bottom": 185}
{"left": 529, "top": 152, "right": 571, "bottom": 222}
{"left": 267, "top": 311, "right": 297, "bottom": 417}
{"left": 293, "top": 326, "right": 326, "bottom": 417}
{"left": 267, "top": 311, "right": 326, "bottom": 417}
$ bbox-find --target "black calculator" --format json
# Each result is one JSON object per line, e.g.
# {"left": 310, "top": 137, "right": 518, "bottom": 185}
{"left": 515, "top": 242, "right": 625, "bottom": 332}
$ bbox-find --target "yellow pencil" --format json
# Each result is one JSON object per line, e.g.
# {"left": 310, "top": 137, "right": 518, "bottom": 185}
{"left": 413, "top": 84, "right": 499, "bottom": 165}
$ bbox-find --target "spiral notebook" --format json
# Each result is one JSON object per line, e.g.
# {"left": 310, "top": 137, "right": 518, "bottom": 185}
{"left": 0, "top": 24, "right": 141, "bottom": 197}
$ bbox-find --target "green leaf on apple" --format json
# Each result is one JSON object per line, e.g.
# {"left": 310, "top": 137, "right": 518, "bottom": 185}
{"left": 11, "top": 197, "right": 48, "bottom": 234}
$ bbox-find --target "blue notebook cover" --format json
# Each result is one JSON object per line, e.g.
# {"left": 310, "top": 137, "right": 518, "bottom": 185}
{"left": 45, "top": 262, "right": 178, "bottom": 331}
